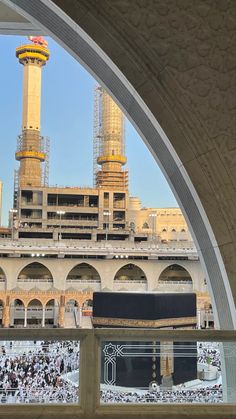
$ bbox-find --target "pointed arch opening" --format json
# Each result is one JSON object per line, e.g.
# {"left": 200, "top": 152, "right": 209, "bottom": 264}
{"left": 0, "top": 267, "right": 6, "bottom": 291}
{"left": 45, "top": 298, "right": 59, "bottom": 327}
{"left": 17, "top": 262, "right": 53, "bottom": 283}
{"left": 65, "top": 299, "right": 80, "bottom": 328}
{"left": 10, "top": 298, "right": 25, "bottom": 327}
{"left": 114, "top": 264, "right": 148, "bottom": 291}
{"left": 0, "top": 299, "right": 4, "bottom": 326}
{"left": 114, "top": 264, "right": 147, "bottom": 283}
{"left": 82, "top": 298, "right": 93, "bottom": 316}
{"left": 27, "top": 298, "right": 43, "bottom": 327}
{"left": 158, "top": 264, "right": 193, "bottom": 292}
{"left": 66, "top": 263, "right": 101, "bottom": 283}
{"left": 0, "top": 267, "right": 6, "bottom": 281}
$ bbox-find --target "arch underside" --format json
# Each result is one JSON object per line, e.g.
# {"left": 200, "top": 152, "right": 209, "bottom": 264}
{"left": 2, "top": 0, "right": 236, "bottom": 330}
{"left": 17, "top": 262, "right": 53, "bottom": 281}
{"left": 67, "top": 263, "right": 101, "bottom": 281}
{"left": 114, "top": 263, "right": 147, "bottom": 281}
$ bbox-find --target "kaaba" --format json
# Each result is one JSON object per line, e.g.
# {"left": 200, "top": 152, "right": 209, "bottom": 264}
{"left": 93, "top": 292, "right": 197, "bottom": 328}
{"left": 93, "top": 292, "right": 197, "bottom": 388}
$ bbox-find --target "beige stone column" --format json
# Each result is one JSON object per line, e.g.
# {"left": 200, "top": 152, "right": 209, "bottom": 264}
{"left": 24, "top": 307, "right": 27, "bottom": 328}
{"left": 42, "top": 306, "right": 45, "bottom": 327}
{"left": 2, "top": 305, "right": 10, "bottom": 328}
{"left": 58, "top": 295, "right": 65, "bottom": 328}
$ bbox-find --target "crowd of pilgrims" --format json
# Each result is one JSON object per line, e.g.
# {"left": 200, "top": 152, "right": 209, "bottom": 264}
{"left": 100, "top": 342, "right": 222, "bottom": 404}
{"left": 0, "top": 341, "right": 79, "bottom": 403}
{"left": 100, "top": 385, "right": 223, "bottom": 404}
{"left": 0, "top": 340, "right": 222, "bottom": 404}
{"left": 197, "top": 342, "right": 221, "bottom": 370}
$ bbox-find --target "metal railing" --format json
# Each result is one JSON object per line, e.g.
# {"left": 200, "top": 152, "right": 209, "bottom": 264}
{"left": 0, "top": 238, "right": 197, "bottom": 253}
{"left": 66, "top": 279, "right": 101, "bottom": 283}
{"left": 17, "top": 278, "right": 53, "bottom": 282}
{"left": 114, "top": 280, "right": 147, "bottom": 284}
{"left": 158, "top": 280, "right": 193, "bottom": 285}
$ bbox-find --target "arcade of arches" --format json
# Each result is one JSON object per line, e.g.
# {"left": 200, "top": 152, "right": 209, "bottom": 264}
{"left": 0, "top": 260, "right": 209, "bottom": 327}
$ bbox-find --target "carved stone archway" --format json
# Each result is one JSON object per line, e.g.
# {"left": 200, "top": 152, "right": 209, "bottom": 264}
{"left": 4, "top": 0, "right": 235, "bottom": 330}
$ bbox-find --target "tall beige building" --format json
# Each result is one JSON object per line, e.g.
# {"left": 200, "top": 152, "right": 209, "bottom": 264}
{"left": 128, "top": 197, "right": 192, "bottom": 242}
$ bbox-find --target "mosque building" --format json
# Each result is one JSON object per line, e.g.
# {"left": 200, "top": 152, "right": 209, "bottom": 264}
{"left": 0, "top": 37, "right": 212, "bottom": 329}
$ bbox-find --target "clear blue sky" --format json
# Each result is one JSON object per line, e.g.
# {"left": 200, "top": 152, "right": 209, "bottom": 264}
{"left": 0, "top": 35, "right": 177, "bottom": 226}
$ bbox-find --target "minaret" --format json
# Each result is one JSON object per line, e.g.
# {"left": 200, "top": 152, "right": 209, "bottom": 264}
{"left": 96, "top": 89, "right": 128, "bottom": 189}
{"left": 15, "top": 36, "right": 50, "bottom": 187}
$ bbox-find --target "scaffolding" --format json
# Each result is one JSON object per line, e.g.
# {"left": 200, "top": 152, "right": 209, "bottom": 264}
{"left": 93, "top": 86, "right": 128, "bottom": 189}
{"left": 16, "top": 133, "right": 46, "bottom": 154}
{"left": 15, "top": 133, "right": 50, "bottom": 187}
{"left": 42, "top": 136, "right": 50, "bottom": 186}
{"left": 93, "top": 85, "right": 103, "bottom": 187}
{"left": 13, "top": 169, "right": 19, "bottom": 209}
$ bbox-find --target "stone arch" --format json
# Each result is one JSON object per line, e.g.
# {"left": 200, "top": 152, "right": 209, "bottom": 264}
{"left": 114, "top": 264, "right": 147, "bottom": 282}
{"left": 65, "top": 296, "right": 81, "bottom": 307}
{"left": 26, "top": 298, "right": 43, "bottom": 327}
{"left": 17, "top": 262, "right": 53, "bottom": 283}
{"left": 44, "top": 296, "right": 60, "bottom": 306}
{"left": 0, "top": 267, "right": 6, "bottom": 281}
{"left": 45, "top": 298, "right": 59, "bottom": 327}
{"left": 82, "top": 298, "right": 93, "bottom": 320}
{"left": 66, "top": 263, "right": 101, "bottom": 282}
{"left": 10, "top": 298, "right": 25, "bottom": 327}
{"left": 80, "top": 293, "right": 93, "bottom": 306}
{"left": 27, "top": 297, "right": 44, "bottom": 308}
{"left": 82, "top": 298, "right": 93, "bottom": 310}
{"left": 66, "top": 298, "right": 79, "bottom": 308}
{"left": 65, "top": 297, "right": 85, "bottom": 328}
{"left": 3, "top": 2, "right": 236, "bottom": 330}
{"left": 158, "top": 264, "right": 193, "bottom": 294}
{"left": 0, "top": 267, "right": 6, "bottom": 292}
{"left": 0, "top": 299, "right": 4, "bottom": 326}
{"left": 10, "top": 297, "right": 25, "bottom": 308}
{"left": 159, "top": 264, "right": 193, "bottom": 284}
